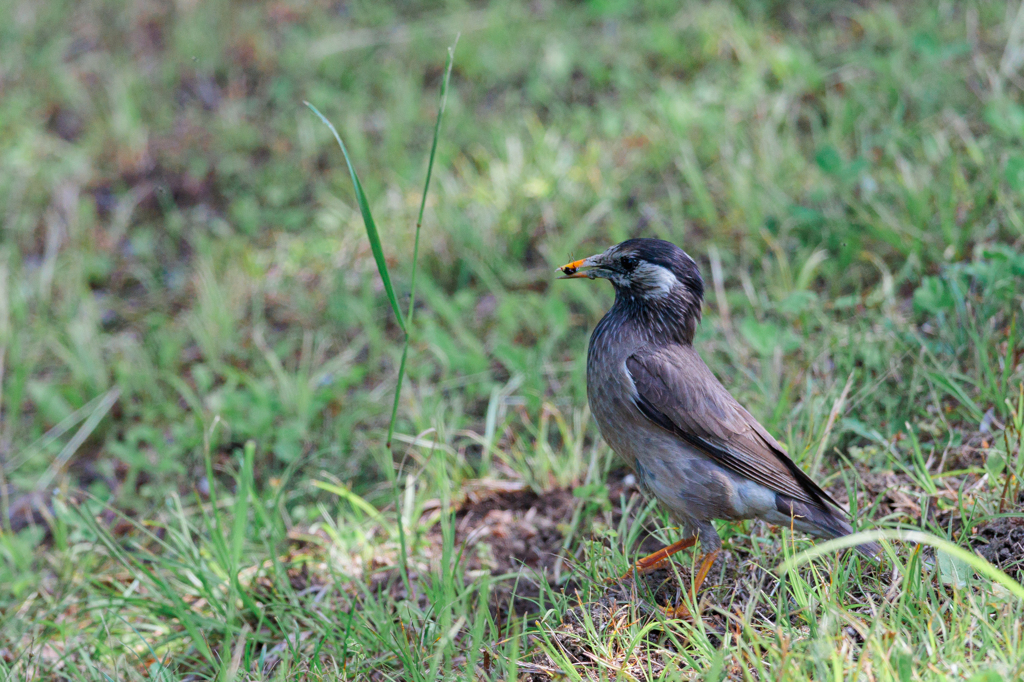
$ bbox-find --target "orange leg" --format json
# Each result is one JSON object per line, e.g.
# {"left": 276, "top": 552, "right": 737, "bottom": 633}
{"left": 662, "top": 549, "right": 720, "bottom": 619}
{"left": 616, "top": 536, "right": 698, "bottom": 582}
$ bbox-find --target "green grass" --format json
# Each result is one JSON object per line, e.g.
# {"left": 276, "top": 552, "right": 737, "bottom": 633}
{"left": 2, "top": 0, "right": 1024, "bottom": 679}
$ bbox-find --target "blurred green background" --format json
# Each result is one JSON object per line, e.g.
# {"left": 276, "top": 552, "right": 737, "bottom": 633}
{"left": 3, "top": 0, "right": 1024, "bottom": 678}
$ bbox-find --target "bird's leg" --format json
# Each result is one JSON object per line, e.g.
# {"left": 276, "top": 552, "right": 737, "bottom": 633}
{"left": 690, "top": 549, "right": 719, "bottom": 597}
{"left": 661, "top": 549, "right": 720, "bottom": 620}
{"left": 617, "top": 535, "right": 698, "bottom": 581}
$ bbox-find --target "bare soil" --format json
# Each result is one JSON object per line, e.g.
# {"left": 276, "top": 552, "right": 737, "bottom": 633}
{"left": 972, "top": 501, "right": 1024, "bottom": 579}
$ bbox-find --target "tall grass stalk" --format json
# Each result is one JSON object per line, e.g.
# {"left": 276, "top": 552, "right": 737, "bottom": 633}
{"left": 305, "top": 42, "right": 456, "bottom": 603}
{"left": 386, "top": 39, "right": 457, "bottom": 451}
{"left": 304, "top": 40, "right": 455, "bottom": 447}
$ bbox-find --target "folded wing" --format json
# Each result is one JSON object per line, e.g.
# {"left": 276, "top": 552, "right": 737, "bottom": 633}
{"left": 625, "top": 345, "right": 843, "bottom": 513}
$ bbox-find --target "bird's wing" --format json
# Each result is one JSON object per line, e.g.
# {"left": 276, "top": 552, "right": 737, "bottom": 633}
{"left": 625, "top": 345, "right": 842, "bottom": 511}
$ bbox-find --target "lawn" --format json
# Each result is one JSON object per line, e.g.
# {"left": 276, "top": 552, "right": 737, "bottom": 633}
{"left": 2, "top": 0, "right": 1024, "bottom": 679}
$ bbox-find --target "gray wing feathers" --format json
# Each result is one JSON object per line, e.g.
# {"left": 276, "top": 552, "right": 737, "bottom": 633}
{"left": 625, "top": 346, "right": 843, "bottom": 512}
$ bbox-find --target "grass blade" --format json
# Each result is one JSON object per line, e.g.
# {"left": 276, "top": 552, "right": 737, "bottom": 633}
{"left": 778, "top": 528, "right": 1024, "bottom": 601}
{"left": 230, "top": 441, "right": 255, "bottom": 572}
{"left": 386, "top": 39, "right": 457, "bottom": 449}
{"left": 305, "top": 37, "right": 456, "bottom": 451}
{"left": 36, "top": 387, "right": 120, "bottom": 492}
{"left": 304, "top": 102, "right": 406, "bottom": 333}
{"left": 306, "top": 44, "right": 457, "bottom": 611}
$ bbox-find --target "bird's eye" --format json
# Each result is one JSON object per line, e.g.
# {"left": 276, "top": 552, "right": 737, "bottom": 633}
{"left": 620, "top": 255, "right": 639, "bottom": 271}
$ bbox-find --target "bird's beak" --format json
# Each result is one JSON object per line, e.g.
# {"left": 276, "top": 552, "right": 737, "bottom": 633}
{"left": 557, "top": 254, "right": 603, "bottom": 279}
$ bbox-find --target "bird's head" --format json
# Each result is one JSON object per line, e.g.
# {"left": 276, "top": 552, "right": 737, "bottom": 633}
{"left": 558, "top": 238, "right": 705, "bottom": 342}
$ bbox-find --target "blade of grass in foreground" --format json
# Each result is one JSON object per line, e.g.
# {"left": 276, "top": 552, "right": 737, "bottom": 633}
{"left": 304, "top": 104, "right": 406, "bottom": 334}
{"left": 385, "top": 39, "right": 457, "bottom": 449}
{"left": 304, "top": 38, "right": 456, "bottom": 449}
{"left": 778, "top": 528, "right": 1024, "bottom": 601}
{"left": 305, "top": 42, "right": 457, "bottom": 604}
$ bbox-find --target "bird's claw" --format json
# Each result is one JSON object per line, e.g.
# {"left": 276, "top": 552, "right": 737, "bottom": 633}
{"left": 660, "top": 601, "right": 694, "bottom": 620}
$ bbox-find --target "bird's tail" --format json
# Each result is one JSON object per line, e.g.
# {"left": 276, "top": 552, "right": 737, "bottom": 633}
{"left": 774, "top": 495, "right": 881, "bottom": 560}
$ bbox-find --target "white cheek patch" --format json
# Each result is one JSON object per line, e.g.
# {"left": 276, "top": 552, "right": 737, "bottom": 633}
{"left": 631, "top": 262, "right": 677, "bottom": 298}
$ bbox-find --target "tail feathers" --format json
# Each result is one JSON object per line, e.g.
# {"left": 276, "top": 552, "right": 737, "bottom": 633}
{"left": 774, "top": 494, "right": 881, "bottom": 560}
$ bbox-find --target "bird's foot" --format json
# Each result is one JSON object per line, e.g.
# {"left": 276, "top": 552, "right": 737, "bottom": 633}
{"left": 657, "top": 549, "right": 720, "bottom": 620}
{"left": 660, "top": 602, "right": 693, "bottom": 620}
{"left": 612, "top": 536, "right": 697, "bottom": 583}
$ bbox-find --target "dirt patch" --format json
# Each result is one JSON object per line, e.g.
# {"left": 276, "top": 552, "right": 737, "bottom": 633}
{"left": 972, "top": 503, "right": 1024, "bottom": 579}
{"left": 452, "top": 483, "right": 576, "bottom": 577}
{"left": 841, "top": 470, "right": 925, "bottom": 521}
{"left": 438, "top": 481, "right": 579, "bottom": 619}
{"left": 436, "top": 471, "right": 675, "bottom": 618}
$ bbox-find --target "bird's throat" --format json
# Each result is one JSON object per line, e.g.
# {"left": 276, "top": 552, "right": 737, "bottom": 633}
{"left": 609, "top": 289, "right": 701, "bottom": 346}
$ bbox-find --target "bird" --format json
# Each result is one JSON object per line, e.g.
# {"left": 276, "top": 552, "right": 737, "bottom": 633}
{"left": 558, "top": 238, "right": 879, "bottom": 612}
